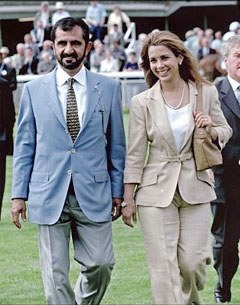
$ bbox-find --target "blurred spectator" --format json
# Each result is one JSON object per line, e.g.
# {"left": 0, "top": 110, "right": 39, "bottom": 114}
{"left": 30, "top": 20, "right": 49, "bottom": 50}
{"left": 89, "top": 39, "right": 105, "bottom": 72}
{"left": 197, "top": 36, "right": 217, "bottom": 60}
{"left": 52, "top": 1, "right": 70, "bottom": 26}
{"left": 108, "top": 23, "right": 124, "bottom": 45}
{"left": 190, "top": 27, "right": 204, "bottom": 58}
{"left": 223, "top": 21, "right": 240, "bottom": 41}
{"left": 211, "top": 30, "right": 223, "bottom": 52}
{"left": 110, "top": 40, "right": 127, "bottom": 71}
{"left": 10, "top": 43, "right": 25, "bottom": 75}
{"left": 99, "top": 47, "right": 118, "bottom": 72}
{"left": 38, "top": 39, "right": 55, "bottom": 62}
{"left": 102, "top": 33, "right": 110, "bottom": 46}
{"left": 19, "top": 46, "right": 39, "bottom": 75}
{"left": 107, "top": 5, "right": 130, "bottom": 36}
{"left": 134, "top": 32, "right": 147, "bottom": 64}
{"left": 23, "top": 33, "right": 39, "bottom": 55}
{"left": 204, "top": 28, "right": 214, "bottom": 44}
{"left": 34, "top": 1, "right": 52, "bottom": 38}
{"left": 37, "top": 51, "right": 56, "bottom": 74}
{"left": 183, "top": 30, "right": 196, "bottom": 54}
{"left": 123, "top": 51, "right": 139, "bottom": 71}
{"left": 0, "top": 52, "right": 17, "bottom": 91}
{"left": 0, "top": 46, "right": 11, "bottom": 65}
{"left": 85, "top": 1, "right": 107, "bottom": 42}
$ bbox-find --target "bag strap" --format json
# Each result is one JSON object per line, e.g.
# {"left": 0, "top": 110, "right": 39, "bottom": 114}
{"left": 196, "top": 83, "right": 203, "bottom": 112}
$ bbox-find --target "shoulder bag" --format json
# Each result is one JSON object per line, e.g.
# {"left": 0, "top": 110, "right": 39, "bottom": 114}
{"left": 193, "top": 84, "right": 223, "bottom": 171}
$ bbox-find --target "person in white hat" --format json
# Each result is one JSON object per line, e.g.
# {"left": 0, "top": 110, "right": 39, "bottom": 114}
{"left": 222, "top": 21, "right": 240, "bottom": 42}
{"left": 52, "top": 1, "right": 70, "bottom": 26}
{"left": 229, "top": 21, "right": 240, "bottom": 33}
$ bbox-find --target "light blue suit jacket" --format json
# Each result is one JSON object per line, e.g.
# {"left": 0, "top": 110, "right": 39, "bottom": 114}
{"left": 12, "top": 68, "right": 126, "bottom": 224}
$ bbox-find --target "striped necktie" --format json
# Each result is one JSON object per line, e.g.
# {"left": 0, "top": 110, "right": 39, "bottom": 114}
{"left": 66, "top": 78, "right": 80, "bottom": 142}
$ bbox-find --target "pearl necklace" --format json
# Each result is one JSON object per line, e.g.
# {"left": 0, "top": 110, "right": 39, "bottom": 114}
{"left": 161, "top": 82, "right": 186, "bottom": 110}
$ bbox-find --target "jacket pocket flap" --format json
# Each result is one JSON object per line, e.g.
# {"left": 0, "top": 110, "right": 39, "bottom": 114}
{"left": 197, "top": 171, "right": 214, "bottom": 187}
{"left": 30, "top": 171, "right": 48, "bottom": 182}
{"left": 140, "top": 173, "right": 158, "bottom": 187}
{"left": 94, "top": 171, "right": 109, "bottom": 182}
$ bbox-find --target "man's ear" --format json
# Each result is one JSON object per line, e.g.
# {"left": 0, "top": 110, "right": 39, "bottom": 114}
{"left": 85, "top": 41, "right": 93, "bottom": 57}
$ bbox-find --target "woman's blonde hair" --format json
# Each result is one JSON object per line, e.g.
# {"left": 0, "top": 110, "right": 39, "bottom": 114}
{"left": 140, "top": 30, "right": 207, "bottom": 88}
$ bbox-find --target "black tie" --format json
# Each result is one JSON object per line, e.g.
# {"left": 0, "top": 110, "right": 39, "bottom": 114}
{"left": 66, "top": 78, "right": 80, "bottom": 142}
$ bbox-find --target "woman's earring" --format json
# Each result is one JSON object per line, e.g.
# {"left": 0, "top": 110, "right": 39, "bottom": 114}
{"left": 179, "top": 62, "right": 182, "bottom": 65}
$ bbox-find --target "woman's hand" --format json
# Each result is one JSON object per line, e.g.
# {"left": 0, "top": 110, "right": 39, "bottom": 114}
{"left": 122, "top": 203, "right": 137, "bottom": 228}
{"left": 206, "top": 169, "right": 215, "bottom": 186}
{"left": 194, "top": 111, "right": 213, "bottom": 128}
{"left": 194, "top": 111, "right": 218, "bottom": 141}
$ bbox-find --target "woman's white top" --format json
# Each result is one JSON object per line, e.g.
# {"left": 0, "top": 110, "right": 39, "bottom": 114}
{"left": 165, "top": 103, "right": 190, "bottom": 152}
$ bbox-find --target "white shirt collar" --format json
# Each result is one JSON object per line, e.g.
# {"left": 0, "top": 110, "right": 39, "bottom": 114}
{"left": 56, "top": 64, "right": 87, "bottom": 87}
{"left": 227, "top": 75, "right": 240, "bottom": 92}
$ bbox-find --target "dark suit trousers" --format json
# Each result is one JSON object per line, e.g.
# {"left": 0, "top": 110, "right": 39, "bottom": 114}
{"left": 211, "top": 180, "right": 240, "bottom": 296}
{"left": 0, "top": 141, "right": 6, "bottom": 219}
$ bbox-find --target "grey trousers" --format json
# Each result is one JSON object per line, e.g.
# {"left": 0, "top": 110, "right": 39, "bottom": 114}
{"left": 38, "top": 193, "right": 115, "bottom": 305}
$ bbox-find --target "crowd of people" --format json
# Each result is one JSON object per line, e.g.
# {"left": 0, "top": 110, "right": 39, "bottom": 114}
{"left": 0, "top": 1, "right": 240, "bottom": 305}
{"left": 183, "top": 21, "right": 240, "bottom": 81}
{"left": 2, "top": 1, "right": 238, "bottom": 80}
{"left": 0, "top": 1, "right": 140, "bottom": 77}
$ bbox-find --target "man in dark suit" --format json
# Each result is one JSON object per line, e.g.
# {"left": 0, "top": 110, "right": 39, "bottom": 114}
{"left": 197, "top": 36, "right": 217, "bottom": 61}
{"left": 211, "top": 35, "right": 240, "bottom": 303}
{"left": 0, "top": 51, "right": 17, "bottom": 91}
{"left": 19, "top": 46, "right": 39, "bottom": 75}
{"left": 0, "top": 76, "right": 15, "bottom": 220}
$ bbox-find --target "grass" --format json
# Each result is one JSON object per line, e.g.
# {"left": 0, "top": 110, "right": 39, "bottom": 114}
{"left": 0, "top": 111, "right": 240, "bottom": 304}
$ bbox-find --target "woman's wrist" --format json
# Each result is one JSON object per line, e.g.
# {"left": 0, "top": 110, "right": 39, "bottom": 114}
{"left": 206, "top": 125, "right": 218, "bottom": 141}
{"left": 121, "top": 201, "right": 135, "bottom": 208}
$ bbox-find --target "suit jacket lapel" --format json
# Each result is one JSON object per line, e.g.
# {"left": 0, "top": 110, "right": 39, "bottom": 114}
{"left": 180, "top": 81, "right": 196, "bottom": 151}
{"left": 43, "top": 70, "right": 66, "bottom": 128}
{"left": 80, "top": 70, "right": 101, "bottom": 134}
{"left": 146, "top": 81, "right": 177, "bottom": 153}
{"left": 221, "top": 77, "right": 240, "bottom": 118}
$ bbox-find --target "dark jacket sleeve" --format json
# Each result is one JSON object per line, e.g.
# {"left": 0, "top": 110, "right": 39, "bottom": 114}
{"left": 0, "top": 77, "right": 16, "bottom": 154}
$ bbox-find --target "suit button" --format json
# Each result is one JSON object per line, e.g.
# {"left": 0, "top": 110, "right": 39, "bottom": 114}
{"left": 67, "top": 170, "right": 72, "bottom": 175}
{"left": 71, "top": 148, "right": 76, "bottom": 154}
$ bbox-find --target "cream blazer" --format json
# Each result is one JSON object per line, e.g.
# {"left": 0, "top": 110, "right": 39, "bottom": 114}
{"left": 124, "top": 80, "right": 232, "bottom": 207}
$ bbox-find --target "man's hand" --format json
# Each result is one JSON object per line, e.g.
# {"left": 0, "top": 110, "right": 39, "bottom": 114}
{"left": 112, "top": 198, "right": 123, "bottom": 221}
{"left": 11, "top": 199, "right": 27, "bottom": 229}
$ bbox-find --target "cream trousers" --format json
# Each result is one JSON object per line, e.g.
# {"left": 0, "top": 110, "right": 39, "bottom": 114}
{"left": 138, "top": 192, "right": 211, "bottom": 305}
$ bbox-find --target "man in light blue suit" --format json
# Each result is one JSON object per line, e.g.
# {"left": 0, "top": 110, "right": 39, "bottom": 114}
{"left": 11, "top": 17, "right": 125, "bottom": 305}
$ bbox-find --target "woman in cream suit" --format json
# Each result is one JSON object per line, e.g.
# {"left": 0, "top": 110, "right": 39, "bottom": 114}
{"left": 122, "top": 30, "right": 232, "bottom": 305}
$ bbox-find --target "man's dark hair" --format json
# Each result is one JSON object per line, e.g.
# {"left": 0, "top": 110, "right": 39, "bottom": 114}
{"left": 51, "top": 17, "right": 90, "bottom": 44}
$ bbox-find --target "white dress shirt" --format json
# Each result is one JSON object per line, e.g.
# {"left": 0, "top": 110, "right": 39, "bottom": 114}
{"left": 55, "top": 64, "right": 87, "bottom": 127}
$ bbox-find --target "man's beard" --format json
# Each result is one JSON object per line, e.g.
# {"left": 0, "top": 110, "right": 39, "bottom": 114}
{"left": 58, "top": 51, "right": 86, "bottom": 70}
